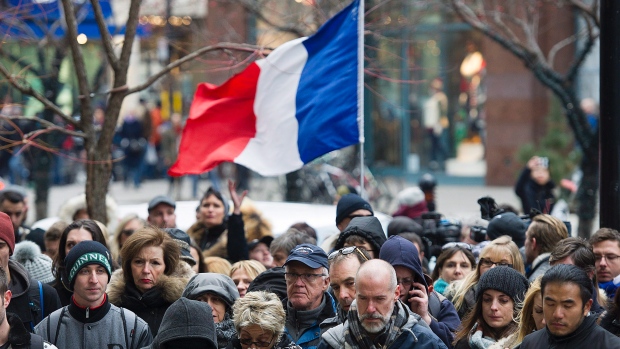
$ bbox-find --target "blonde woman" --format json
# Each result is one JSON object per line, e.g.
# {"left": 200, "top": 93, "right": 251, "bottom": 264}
{"left": 447, "top": 236, "right": 525, "bottom": 319}
{"left": 229, "top": 260, "right": 266, "bottom": 297}
{"left": 227, "top": 291, "right": 301, "bottom": 349}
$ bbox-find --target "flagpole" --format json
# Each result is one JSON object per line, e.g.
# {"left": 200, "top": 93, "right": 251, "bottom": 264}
{"left": 358, "top": 0, "right": 366, "bottom": 200}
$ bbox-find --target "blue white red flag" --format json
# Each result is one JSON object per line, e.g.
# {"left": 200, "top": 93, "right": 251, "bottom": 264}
{"left": 169, "top": 0, "right": 363, "bottom": 176}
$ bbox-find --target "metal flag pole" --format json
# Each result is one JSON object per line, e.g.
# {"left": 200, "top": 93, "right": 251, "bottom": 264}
{"left": 358, "top": 0, "right": 366, "bottom": 200}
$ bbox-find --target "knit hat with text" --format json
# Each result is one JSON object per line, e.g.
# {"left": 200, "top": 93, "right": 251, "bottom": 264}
{"left": 64, "top": 240, "right": 112, "bottom": 290}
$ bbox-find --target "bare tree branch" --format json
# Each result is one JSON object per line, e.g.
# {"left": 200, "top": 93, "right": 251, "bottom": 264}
{"left": 118, "top": 0, "right": 141, "bottom": 70}
{"left": 126, "top": 43, "right": 267, "bottom": 95}
{"left": 226, "top": 0, "right": 309, "bottom": 37}
{"left": 90, "top": 0, "right": 119, "bottom": 71}
{"left": 0, "top": 47, "right": 41, "bottom": 77}
{"left": 570, "top": 0, "right": 600, "bottom": 28}
{"left": 3, "top": 115, "right": 85, "bottom": 138}
{"left": 548, "top": 32, "right": 580, "bottom": 70}
{"left": 60, "top": 0, "right": 93, "bottom": 130}
{"left": 0, "top": 62, "right": 78, "bottom": 128}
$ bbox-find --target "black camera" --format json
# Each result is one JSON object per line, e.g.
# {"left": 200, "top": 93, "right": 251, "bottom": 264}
{"left": 470, "top": 225, "right": 487, "bottom": 243}
{"left": 419, "top": 212, "right": 462, "bottom": 258}
{"left": 477, "top": 196, "right": 504, "bottom": 220}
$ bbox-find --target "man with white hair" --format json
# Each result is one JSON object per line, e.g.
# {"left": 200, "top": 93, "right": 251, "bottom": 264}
{"left": 318, "top": 259, "right": 447, "bottom": 349}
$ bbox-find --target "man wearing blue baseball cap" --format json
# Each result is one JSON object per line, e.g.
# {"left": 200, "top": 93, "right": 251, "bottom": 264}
{"left": 283, "top": 244, "right": 337, "bottom": 349}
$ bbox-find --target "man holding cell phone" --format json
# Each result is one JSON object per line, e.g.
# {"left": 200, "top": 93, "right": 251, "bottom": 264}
{"left": 515, "top": 155, "right": 556, "bottom": 215}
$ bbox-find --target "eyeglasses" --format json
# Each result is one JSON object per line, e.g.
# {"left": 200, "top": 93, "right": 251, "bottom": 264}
{"left": 442, "top": 242, "right": 472, "bottom": 251}
{"left": 595, "top": 254, "right": 620, "bottom": 263}
{"left": 284, "top": 272, "right": 326, "bottom": 283}
{"left": 396, "top": 277, "right": 416, "bottom": 289}
{"left": 328, "top": 246, "right": 369, "bottom": 261}
{"left": 479, "top": 258, "right": 513, "bottom": 269}
{"left": 239, "top": 334, "right": 275, "bottom": 348}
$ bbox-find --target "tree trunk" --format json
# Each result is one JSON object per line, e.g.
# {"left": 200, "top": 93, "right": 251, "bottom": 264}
{"left": 85, "top": 146, "right": 113, "bottom": 224}
{"left": 577, "top": 150, "right": 599, "bottom": 239}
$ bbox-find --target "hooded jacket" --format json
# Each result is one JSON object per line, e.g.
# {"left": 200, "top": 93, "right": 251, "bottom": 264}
{"left": 107, "top": 260, "right": 194, "bottom": 336}
{"left": 334, "top": 217, "right": 387, "bottom": 254}
{"left": 141, "top": 298, "right": 217, "bottom": 349}
{"left": 379, "top": 236, "right": 460, "bottom": 349}
{"left": 7, "top": 260, "right": 61, "bottom": 332}
{"left": 520, "top": 315, "right": 620, "bottom": 349}
{"left": 182, "top": 273, "right": 240, "bottom": 348}
{"left": 318, "top": 300, "right": 447, "bottom": 349}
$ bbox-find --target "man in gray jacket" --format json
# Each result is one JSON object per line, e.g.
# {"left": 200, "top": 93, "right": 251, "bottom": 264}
{"left": 35, "top": 241, "right": 152, "bottom": 348}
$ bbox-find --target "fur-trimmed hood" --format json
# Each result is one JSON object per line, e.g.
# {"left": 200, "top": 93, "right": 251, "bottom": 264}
{"left": 58, "top": 193, "right": 118, "bottom": 228}
{"left": 107, "top": 260, "right": 194, "bottom": 306}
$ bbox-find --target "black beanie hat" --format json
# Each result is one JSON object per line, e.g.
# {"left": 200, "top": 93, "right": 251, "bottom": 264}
{"left": 64, "top": 241, "right": 112, "bottom": 291}
{"left": 336, "top": 194, "right": 374, "bottom": 225}
{"left": 487, "top": 213, "right": 527, "bottom": 247}
{"left": 476, "top": 266, "right": 529, "bottom": 304}
{"left": 247, "top": 266, "right": 287, "bottom": 301}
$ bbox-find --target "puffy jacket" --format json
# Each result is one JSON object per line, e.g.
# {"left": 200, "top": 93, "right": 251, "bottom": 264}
{"left": 107, "top": 261, "right": 194, "bottom": 336}
{"left": 318, "top": 301, "right": 447, "bottom": 349}
{"left": 520, "top": 315, "right": 620, "bottom": 349}
{"left": 7, "top": 260, "right": 61, "bottom": 332}
{"left": 379, "top": 236, "right": 459, "bottom": 348}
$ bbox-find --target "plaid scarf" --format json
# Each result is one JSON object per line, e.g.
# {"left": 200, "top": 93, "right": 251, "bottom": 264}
{"left": 343, "top": 300, "right": 409, "bottom": 349}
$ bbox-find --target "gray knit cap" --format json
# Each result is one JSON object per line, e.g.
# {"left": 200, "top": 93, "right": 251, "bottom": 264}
{"left": 476, "top": 266, "right": 529, "bottom": 304}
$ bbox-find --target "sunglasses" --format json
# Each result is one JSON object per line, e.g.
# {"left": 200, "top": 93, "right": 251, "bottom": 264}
{"left": 328, "top": 246, "right": 369, "bottom": 261}
{"left": 441, "top": 242, "right": 472, "bottom": 251}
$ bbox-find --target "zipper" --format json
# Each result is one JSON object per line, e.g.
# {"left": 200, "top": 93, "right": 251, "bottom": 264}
{"left": 86, "top": 307, "right": 90, "bottom": 319}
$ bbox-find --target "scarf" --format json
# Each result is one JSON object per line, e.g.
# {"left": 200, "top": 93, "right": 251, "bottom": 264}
{"left": 216, "top": 312, "right": 237, "bottom": 349}
{"left": 468, "top": 328, "right": 496, "bottom": 349}
{"left": 433, "top": 278, "right": 449, "bottom": 295}
{"left": 343, "top": 300, "right": 409, "bottom": 349}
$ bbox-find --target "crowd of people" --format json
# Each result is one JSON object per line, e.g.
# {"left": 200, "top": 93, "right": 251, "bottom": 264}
{"left": 0, "top": 173, "right": 619, "bottom": 349}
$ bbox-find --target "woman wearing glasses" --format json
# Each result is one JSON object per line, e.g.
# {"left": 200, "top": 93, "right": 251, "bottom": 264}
{"left": 226, "top": 291, "right": 301, "bottom": 349}
{"left": 431, "top": 244, "right": 476, "bottom": 295}
{"left": 453, "top": 266, "right": 529, "bottom": 349}
{"left": 447, "top": 236, "right": 525, "bottom": 319}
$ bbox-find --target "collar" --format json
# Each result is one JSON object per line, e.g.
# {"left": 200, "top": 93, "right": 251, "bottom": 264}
{"left": 68, "top": 294, "right": 111, "bottom": 323}
{"left": 531, "top": 252, "right": 551, "bottom": 269}
{"left": 546, "top": 314, "right": 596, "bottom": 344}
{"left": 287, "top": 294, "right": 326, "bottom": 326}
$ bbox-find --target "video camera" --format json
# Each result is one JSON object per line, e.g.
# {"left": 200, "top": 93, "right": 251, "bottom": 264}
{"left": 419, "top": 212, "right": 462, "bottom": 258}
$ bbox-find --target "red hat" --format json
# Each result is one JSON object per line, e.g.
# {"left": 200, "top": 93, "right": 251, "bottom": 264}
{"left": 0, "top": 212, "right": 15, "bottom": 255}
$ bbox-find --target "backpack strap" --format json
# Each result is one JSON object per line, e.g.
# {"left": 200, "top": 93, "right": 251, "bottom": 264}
{"left": 46, "top": 306, "right": 66, "bottom": 346}
{"left": 428, "top": 290, "right": 443, "bottom": 318}
{"left": 28, "top": 280, "right": 43, "bottom": 331}
{"left": 120, "top": 307, "right": 138, "bottom": 349}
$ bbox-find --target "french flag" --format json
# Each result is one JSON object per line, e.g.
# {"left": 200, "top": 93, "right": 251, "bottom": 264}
{"left": 169, "top": 0, "right": 363, "bottom": 176}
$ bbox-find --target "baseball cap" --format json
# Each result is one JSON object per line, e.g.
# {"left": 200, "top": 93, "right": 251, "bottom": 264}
{"left": 284, "top": 243, "right": 328, "bottom": 269}
{"left": 148, "top": 195, "right": 176, "bottom": 212}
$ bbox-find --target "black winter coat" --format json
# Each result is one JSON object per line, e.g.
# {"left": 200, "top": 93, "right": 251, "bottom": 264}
{"left": 520, "top": 315, "right": 620, "bottom": 349}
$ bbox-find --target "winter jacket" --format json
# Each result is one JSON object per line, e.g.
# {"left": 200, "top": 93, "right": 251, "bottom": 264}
{"left": 520, "top": 315, "right": 620, "bottom": 349}
{"left": 107, "top": 261, "right": 194, "bottom": 336}
{"left": 34, "top": 297, "right": 152, "bottom": 349}
{"left": 599, "top": 304, "right": 620, "bottom": 337}
{"left": 285, "top": 292, "right": 338, "bottom": 349}
{"left": 7, "top": 260, "right": 61, "bottom": 332}
{"left": 515, "top": 167, "right": 555, "bottom": 214}
{"left": 226, "top": 336, "right": 302, "bottom": 349}
{"left": 334, "top": 217, "right": 387, "bottom": 254}
{"left": 527, "top": 253, "right": 551, "bottom": 282}
{"left": 5, "top": 312, "right": 57, "bottom": 349}
{"left": 141, "top": 298, "right": 217, "bottom": 349}
{"left": 187, "top": 213, "right": 248, "bottom": 263}
{"left": 318, "top": 301, "right": 447, "bottom": 349}
{"left": 379, "top": 236, "right": 460, "bottom": 348}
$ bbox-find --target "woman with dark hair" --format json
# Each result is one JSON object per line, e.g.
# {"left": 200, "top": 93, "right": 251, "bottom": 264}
{"left": 453, "top": 267, "right": 529, "bottom": 349}
{"left": 432, "top": 245, "right": 476, "bottom": 295}
{"left": 107, "top": 227, "right": 194, "bottom": 336}
{"left": 52, "top": 219, "right": 109, "bottom": 305}
{"left": 188, "top": 180, "right": 248, "bottom": 262}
